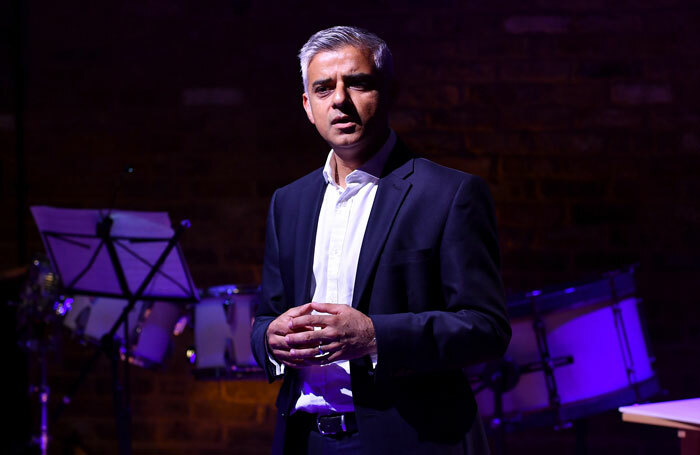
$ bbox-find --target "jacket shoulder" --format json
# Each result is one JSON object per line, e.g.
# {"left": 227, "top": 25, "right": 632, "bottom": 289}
{"left": 273, "top": 167, "right": 324, "bottom": 201}
{"left": 411, "top": 157, "right": 488, "bottom": 189}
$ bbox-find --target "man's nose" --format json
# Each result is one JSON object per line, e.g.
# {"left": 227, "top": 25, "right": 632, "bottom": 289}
{"left": 332, "top": 84, "right": 348, "bottom": 107}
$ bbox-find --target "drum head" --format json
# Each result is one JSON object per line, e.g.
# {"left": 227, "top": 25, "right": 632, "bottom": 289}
{"left": 191, "top": 284, "right": 263, "bottom": 380}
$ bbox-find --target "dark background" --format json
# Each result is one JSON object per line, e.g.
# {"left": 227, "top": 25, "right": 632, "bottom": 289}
{"left": 2, "top": 0, "right": 699, "bottom": 454}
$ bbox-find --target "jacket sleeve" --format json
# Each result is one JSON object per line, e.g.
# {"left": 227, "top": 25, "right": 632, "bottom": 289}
{"left": 370, "top": 175, "right": 511, "bottom": 379}
{"left": 251, "top": 190, "right": 287, "bottom": 383}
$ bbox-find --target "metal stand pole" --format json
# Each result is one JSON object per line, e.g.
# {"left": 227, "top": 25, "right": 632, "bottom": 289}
{"left": 51, "top": 218, "right": 191, "bottom": 455}
{"left": 38, "top": 344, "right": 50, "bottom": 455}
{"left": 574, "top": 419, "right": 588, "bottom": 455}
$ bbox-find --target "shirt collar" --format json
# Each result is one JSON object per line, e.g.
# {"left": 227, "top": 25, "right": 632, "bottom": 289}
{"left": 322, "top": 129, "right": 397, "bottom": 186}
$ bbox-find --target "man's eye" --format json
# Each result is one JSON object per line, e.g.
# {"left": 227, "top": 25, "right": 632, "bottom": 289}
{"left": 315, "top": 87, "right": 331, "bottom": 95}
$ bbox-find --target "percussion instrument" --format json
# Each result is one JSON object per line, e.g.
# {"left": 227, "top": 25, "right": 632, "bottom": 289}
{"left": 474, "top": 267, "right": 659, "bottom": 428}
{"left": 63, "top": 296, "right": 182, "bottom": 367}
{"left": 129, "top": 300, "right": 182, "bottom": 367}
{"left": 191, "top": 284, "right": 263, "bottom": 379}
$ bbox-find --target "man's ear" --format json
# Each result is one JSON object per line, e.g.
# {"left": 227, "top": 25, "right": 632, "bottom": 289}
{"left": 302, "top": 92, "right": 315, "bottom": 125}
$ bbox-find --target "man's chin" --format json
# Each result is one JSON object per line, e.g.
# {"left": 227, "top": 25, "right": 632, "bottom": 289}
{"left": 328, "top": 131, "right": 363, "bottom": 149}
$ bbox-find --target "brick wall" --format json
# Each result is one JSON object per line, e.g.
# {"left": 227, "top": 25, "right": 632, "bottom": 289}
{"left": 2, "top": 1, "right": 699, "bottom": 454}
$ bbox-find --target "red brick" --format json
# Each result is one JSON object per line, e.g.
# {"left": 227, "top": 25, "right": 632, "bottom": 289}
{"left": 504, "top": 16, "right": 570, "bottom": 34}
{"left": 496, "top": 202, "right": 566, "bottom": 228}
{"left": 611, "top": 83, "right": 673, "bottom": 105}
{"left": 499, "top": 59, "right": 570, "bottom": 82}
{"left": 501, "top": 105, "right": 572, "bottom": 130}
{"left": 573, "top": 14, "right": 644, "bottom": 34}
{"left": 221, "top": 381, "right": 280, "bottom": 404}
{"left": 576, "top": 108, "right": 644, "bottom": 128}
{"left": 8, "top": 3, "right": 700, "bottom": 455}
{"left": 539, "top": 178, "right": 609, "bottom": 200}
{"left": 389, "top": 109, "right": 424, "bottom": 133}
{"left": 182, "top": 88, "right": 244, "bottom": 107}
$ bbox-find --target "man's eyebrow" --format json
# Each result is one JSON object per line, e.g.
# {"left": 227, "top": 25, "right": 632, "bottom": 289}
{"left": 311, "top": 73, "right": 375, "bottom": 87}
{"left": 343, "top": 73, "right": 374, "bottom": 82}
{"left": 311, "top": 78, "right": 333, "bottom": 87}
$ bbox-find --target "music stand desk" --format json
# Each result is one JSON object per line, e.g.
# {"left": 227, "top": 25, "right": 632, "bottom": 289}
{"left": 620, "top": 398, "right": 700, "bottom": 455}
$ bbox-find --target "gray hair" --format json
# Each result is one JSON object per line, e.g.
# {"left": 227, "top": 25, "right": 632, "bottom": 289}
{"left": 298, "top": 26, "right": 395, "bottom": 93}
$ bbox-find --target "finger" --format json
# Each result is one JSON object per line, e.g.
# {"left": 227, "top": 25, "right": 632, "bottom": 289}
{"left": 280, "top": 354, "right": 324, "bottom": 368}
{"left": 279, "top": 357, "right": 314, "bottom": 368}
{"left": 269, "top": 320, "right": 292, "bottom": 336}
{"left": 285, "top": 303, "right": 315, "bottom": 318}
{"left": 289, "top": 314, "right": 334, "bottom": 330}
{"left": 324, "top": 350, "right": 344, "bottom": 363}
{"left": 272, "top": 321, "right": 317, "bottom": 336}
{"left": 285, "top": 329, "right": 333, "bottom": 348}
{"left": 290, "top": 324, "right": 317, "bottom": 333}
{"left": 310, "top": 302, "right": 345, "bottom": 314}
{"left": 273, "top": 348, "right": 318, "bottom": 367}
{"left": 268, "top": 334, "right": 291, "bottom": 350}
{"left": 289, "top": 342, "right": 342, "bottom": 359}
{"left": 304, "top": 349, "right": 342, "bottom": 365}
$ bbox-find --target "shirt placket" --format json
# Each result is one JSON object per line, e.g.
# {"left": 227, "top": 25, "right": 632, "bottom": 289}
{"left": 325, "top": 186, "right": 353, "bottom": 305}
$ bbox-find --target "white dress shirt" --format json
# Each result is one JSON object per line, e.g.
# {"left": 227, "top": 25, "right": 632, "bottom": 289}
{"left": 269, "top": 130, "right": 396, "bottom": 415}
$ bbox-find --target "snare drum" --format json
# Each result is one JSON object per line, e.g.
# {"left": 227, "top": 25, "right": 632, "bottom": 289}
{"left": 63, "top": 296, "right": 182, "bottom": 368}
{"left": 475, "top": 267, "right": 659, "bottom": 426}
{"left": 191, "top": 284, "right": 263, "bottom": 379}
{"left": 64, "top": 295, "right": 143, "bottom": 345}
{"left": 130, "top": 300, "right": 182, "bottom": 367}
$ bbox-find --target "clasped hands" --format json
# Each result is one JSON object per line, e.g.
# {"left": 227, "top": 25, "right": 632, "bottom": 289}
{"left": 266, "top": 302, "right": 377, "bottom": 368}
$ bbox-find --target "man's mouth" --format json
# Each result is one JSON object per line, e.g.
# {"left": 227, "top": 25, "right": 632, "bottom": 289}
{"left": 331, "top": 117, "right": 356, "bottom": 128}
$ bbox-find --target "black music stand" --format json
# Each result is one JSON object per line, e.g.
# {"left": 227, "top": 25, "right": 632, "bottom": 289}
{"left": 31, "top": 206, "right": 199, "bottom": 455}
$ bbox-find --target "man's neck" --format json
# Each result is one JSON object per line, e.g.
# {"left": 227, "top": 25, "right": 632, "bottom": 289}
{"left": 331, "top": 129, "right": 390, "bottom": 188}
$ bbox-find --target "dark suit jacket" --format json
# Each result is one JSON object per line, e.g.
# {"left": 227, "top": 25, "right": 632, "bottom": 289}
{"left": 251, "top": 141, "right": 511, "bottom": 454}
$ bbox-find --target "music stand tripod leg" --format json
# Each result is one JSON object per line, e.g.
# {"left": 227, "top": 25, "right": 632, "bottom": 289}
{"left": 51, "top": 219, "right": 189, "bottom": 455}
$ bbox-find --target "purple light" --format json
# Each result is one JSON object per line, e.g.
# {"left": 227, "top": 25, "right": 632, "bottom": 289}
{"left": 564, "top": 287, "right": 576, "bottom": 294}
{"left": 54, "top": 297, "right": 73, "bottom": 316}
{"left": 186, "top": 348, "right": 196, "bottom": 364}
{"left": 173, "top": 316, "right": 188, "bottom": 336}
{"left": 530, "top": 290, "right": 541, "bottom": 297}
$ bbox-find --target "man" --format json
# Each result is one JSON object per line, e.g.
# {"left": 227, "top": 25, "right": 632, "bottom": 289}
{"left": 251, "top": 26, "right": 510, "bottom": 455}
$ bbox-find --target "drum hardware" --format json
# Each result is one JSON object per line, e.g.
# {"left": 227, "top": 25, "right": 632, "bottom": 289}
{"left": 14, "top": 257, "right": 62, "bottom": 455}
{"left": 471, "top": 344, "right": 575, "bottom": 454}
{"left": 14, "top": 258, "right": 90, "bottom": 455}
{"left": 607, "top": 273, "right": 640, "bottom": 402}
{"left": 473, "top": 265, "right": 659, "bottom": 455}
{"left": 470, "top": 356, "right": 520, "bottom": 454}
{"left": 126, "top": 300, "right": 184, "bottom": 368}
{"left": 528, "top": 292, "right": 575, "bottom": 430}
{"left": 190, "top": 284, "right": 265, "bottom": 380}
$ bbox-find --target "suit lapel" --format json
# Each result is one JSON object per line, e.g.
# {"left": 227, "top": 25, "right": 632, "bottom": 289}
{"left": 294, "top": 171, "right": 326, "bottom": 306}
{"left": 352, "top": 146, "right": 415, "bottom": 309}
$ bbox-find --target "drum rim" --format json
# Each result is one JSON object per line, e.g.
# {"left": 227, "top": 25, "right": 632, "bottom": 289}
{"left": 202, "top": 283, "right": 261, "bottom": 297}
{"left": 507, "top": 266, "right": 637, "bottom": 318}
{"left": 479, "top": 376, "right": 661, "bottom": 428}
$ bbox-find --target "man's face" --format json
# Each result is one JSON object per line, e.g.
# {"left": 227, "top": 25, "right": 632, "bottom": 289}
{"left": 302, "top": 45, "right": 391, "bottom": 159}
